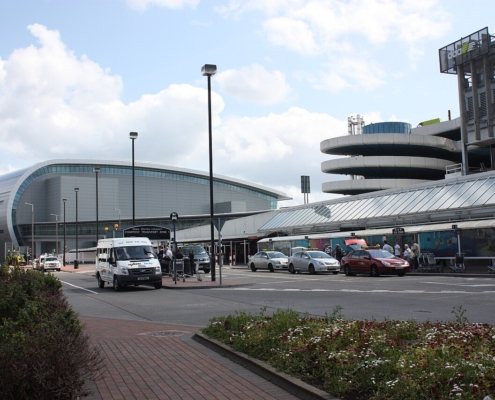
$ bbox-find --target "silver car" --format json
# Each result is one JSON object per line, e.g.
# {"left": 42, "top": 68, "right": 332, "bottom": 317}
{"left": 288, "top": 250, "right": 340, "bottom": 275}
{"left": 249, "top": 251, "right": 288, "bottom": 272}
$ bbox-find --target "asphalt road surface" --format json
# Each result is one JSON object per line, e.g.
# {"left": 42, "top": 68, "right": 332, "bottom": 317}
{"left": 56, "top": 266, "right": 495, "bottom": 327}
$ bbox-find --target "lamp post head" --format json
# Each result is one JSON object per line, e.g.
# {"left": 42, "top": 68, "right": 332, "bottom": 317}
{"left": 93, "top": 167, "right": 100, "bottom": 173}
{"left": 201, "top": 64, "right": 217, "bottom": 76}
{"left": 63, "top": 198, "right": 67, "bottom": 203}
{"left": 104, "top": 227, "right": 108, "bottom": 232}
{"left": 114, "top": 223, "right": 119, "bottom": 230}
{"left": 129, "top": 132, "right": 138, "bottom": 140}
{"left": 74, "top": 188, "right": 79, "bottom": 192}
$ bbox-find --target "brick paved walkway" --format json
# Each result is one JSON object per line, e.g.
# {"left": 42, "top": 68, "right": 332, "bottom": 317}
{"left": 81, "top": 316, "right": 300, "bottom": 400}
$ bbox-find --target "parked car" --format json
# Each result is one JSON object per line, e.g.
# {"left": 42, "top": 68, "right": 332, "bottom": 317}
{"left": 340, "top": 249, "right": 410, "bottom": 277}
{"left": 39, "top": 255, "right": 61, "bottom": 272}
{"left": 249, "top": 251, "right": 288, "bottom": 272}
{"left": 180, "top": 245, "right": 211, "bottom": 273}
{"left": 288, "top": 250, "right": 340, "bottom": 274}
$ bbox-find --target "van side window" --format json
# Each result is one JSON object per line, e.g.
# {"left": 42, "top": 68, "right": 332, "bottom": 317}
{"left": 109, "top": 248, "right": 116, "bottom": 264}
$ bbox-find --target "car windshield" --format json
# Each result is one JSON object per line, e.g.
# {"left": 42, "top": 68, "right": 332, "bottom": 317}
{"left": 115, "top": 246, "right": 157, "bottom": 260}
{"left": 46, "top": 257, "right": 58, "bottom": 262}
{"left": 368, "top": 250, "right": 396, "bottom": 259}
{"left": 182, "top": 246, "right": 207, "bottom": 255}
{"left": 268, "top": 252, "right": 286, "bottom": 258}
{"left": 307, "top": 251, "right": 331, "bottom": 259}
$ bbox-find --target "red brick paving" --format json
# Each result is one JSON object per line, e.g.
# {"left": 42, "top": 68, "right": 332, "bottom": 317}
{"left": 80, "top": 316, "right": 299, "bottom": 400}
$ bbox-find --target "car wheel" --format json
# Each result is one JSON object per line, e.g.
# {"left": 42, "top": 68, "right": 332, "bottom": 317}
{"left": 250, "top": 263, "right": 257, "bottom": 272}
{"left": 398, "top": 273, "right": 405, "bottom": 277}
{"left": 371, "top": 265, "right": 380, "bottom": 277}
{"left": 332, "top": 271, "right": 339, "bottom": 275}
{"left": 344, "top": 264, "right": 352, "bottom": 276}
{"left": 113, "top": 276, "right": 122, "bottom": 292}
{"left": 268, "top": 264, "right": 274, "bottom": 272}
{"left": 309, "top": 264, "right": 316, "bottom": 275}
{"left": 57, "top": 268, "right": 61, "bottom": 272}
{"left": 289, "top": 264, "right": 295, "bottom": 274}
{"left": 97, "top": 273, "right": 105, "bottom": 288}
{"left": 203, "top": 268, "right": 210, "bottom": 274}
{"left": 154, "top": 281, "right": 162, "bottom": 289}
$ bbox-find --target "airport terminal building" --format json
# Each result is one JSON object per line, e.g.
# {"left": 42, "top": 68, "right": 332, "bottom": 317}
{"left": 0, "top": 159, "right": 290, "bottom": 260}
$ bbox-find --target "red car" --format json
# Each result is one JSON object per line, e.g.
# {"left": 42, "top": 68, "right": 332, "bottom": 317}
{"left": 340, "top": 248, "right": 410, "bottom": 277}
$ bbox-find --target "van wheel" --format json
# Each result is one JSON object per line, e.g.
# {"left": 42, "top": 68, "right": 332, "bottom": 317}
{"left": 97, "top": 273, "right": 105, "bottom": 288}
{"left": 154, "top": 281, "right": 162, "bottom": 289}
{"left": 113, "top": 276, "right": 122, "bottom": 292}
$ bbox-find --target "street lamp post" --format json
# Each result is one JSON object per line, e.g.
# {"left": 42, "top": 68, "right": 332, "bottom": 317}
{"left": 63, "top": 199, "right": 67, "bottom": 266}
{"left": 74, "top": 188, "right": 79, "bottom": 268}
{"left": 94, "top": 167, "right": 100, "bottom": 244}
{"left": 202, "top": 63, "right": 217, "bottom": 282}
{"left": 129, "top": 132, "right": 138, "bottom": 226}
{"left": 50, "top": 213, "right": 62, "bottom": 255}
{"left": 25, "top": 202, "right": 34, "bottom": 261}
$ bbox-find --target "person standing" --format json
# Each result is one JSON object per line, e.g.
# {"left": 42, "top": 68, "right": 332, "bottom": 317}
{"left": 188, "top": 249, "right": 195, "bottom": 276}
{"left": 403, "top": 244, "right": 411, "bottom": 261}
{"left": 411, "top": 239, "right": 420, "bottom": 270}
{"left": 164, "top": 246, "right": 173, "bottom": 275}
{"left": 335, "top": 244, "right": 343, "bottom": 264}
{"left": 383, "top": 240, "right": 393, "bottom": 254}
{"left": 393, "top": 241, "right": 401, "bottom": 258}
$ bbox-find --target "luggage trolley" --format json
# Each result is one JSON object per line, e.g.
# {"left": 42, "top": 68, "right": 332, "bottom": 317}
{"left": 174, "top": 259, "right": 185, "bottom": 282}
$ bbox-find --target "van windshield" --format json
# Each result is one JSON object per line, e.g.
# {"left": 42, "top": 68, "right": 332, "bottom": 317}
{"left": 115, "top": 246, "right": 157, "bottom": 261}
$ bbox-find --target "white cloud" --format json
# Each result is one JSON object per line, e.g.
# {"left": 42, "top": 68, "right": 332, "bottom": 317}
{"left": 216, "top": 64, "right": 291, "bottom": 105}
{"left": 0, "top": 24, "right": 224, "bottom": 173}
{"left": 263, "top": 18, "right": 317, "bottom": 55}
{"left": 126, "top": 0, "right": 199, "bottom": 12}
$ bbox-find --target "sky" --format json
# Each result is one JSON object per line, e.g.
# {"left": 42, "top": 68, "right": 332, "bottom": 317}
{"left": 0, "top": 0, "right": 493, "bottom": 207}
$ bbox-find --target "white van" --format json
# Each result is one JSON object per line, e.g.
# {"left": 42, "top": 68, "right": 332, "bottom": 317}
{"left": 95, "top": 237, "right": 162, "bottom": 291}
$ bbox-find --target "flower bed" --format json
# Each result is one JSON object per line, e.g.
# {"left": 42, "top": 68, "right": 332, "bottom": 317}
{"left": 202, "top": 308, "right": 495, "bottom": 399}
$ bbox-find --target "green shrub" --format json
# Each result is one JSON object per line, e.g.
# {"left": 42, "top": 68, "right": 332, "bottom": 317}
{"left": 0, "top": 266, "right": 104, "bottom": 399}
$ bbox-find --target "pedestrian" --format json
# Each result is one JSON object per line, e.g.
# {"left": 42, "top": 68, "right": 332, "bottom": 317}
{"left": 188, "top": 249, "right": 195, "bottom": 275}
{"left": 393, "top": 241, "right": 401, "bottom": 258}
{"left": 403, "top": 244, "right": 411, "bottom": 261}
{"left": 158, "top": 246, "right": 166, "bottom": 276}
{"left": 164, "top": 246, "right": 173, "bottom": 275}
{"left": 383, "top": 240, "right": 393, "bottom": 253}
{"left": 335, "top": 244, "right": 343, "bottom": 264}
{"left": 411, "top": 239, "right": 420, "bottom": 270}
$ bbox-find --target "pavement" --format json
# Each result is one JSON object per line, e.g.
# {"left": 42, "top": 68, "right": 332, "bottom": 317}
{"left": 28, "top": 263, "right": 495, "bottom": 399}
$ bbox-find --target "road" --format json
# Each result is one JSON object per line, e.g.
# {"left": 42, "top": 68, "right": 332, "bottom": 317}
{"left": 56, "top": 266, "right": 495, "bottom": 327}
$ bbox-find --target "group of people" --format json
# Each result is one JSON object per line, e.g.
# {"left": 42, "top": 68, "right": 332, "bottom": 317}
{"left": 157, "top": 246, "right": 196, "bottom": 276}
{"left": 383, "top": 239, "right": 420, "bottom": 269}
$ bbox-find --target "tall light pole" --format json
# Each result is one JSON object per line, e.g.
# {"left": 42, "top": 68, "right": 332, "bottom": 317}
{"left": 63, "top": 199, "right": 67, "bottom": 266}
{"left": 129, "top": 132, "right": 138, "bottom": 226}
{"left": 202, "top": 64, "right": 217, "bottom": 281}
{"left": 25, "top": 202, "right": 34, "bottom": 260}
{"left": 94, "top": 167, "right": 100, "bottom": 244}
{"left": 74, "top": 188, "right": 79, "bottom": 268}
{"left": 50, "top": 213, "right": 62, "bottom": 255}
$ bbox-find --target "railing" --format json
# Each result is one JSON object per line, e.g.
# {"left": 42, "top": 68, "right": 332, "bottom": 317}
{"left": 445, "top": 163, "right": 462, "bottom": 175}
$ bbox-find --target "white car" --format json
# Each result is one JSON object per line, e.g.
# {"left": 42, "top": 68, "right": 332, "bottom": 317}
{"left": 40, "top": 256, "right": 61, "bottom": 272}
{"left": 249, "top": 251, "right": 288, "bottom": 272}
{"left": 288, "top": 250, "right": 340, "bottom": 274}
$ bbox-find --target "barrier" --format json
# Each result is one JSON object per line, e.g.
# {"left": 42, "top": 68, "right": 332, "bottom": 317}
{"left": 229, "top": 252, "right": 232, "bottom": 266}
{"left": 233, "top": 253, "right": 236, "bottom": 265}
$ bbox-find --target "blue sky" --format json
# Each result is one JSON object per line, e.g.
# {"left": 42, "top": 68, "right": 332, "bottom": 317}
{"left": 0, "top": 0, "right": 493, "bottom": 206}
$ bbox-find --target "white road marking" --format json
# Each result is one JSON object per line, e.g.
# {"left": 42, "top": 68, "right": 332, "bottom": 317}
{"left": 220, "top": 288, "right": 495, "bottom": 294}
{"left": 61, "top": 281, "right": 98, "bottom": 294}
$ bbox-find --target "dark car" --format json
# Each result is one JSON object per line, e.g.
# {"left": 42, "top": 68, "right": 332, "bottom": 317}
{"left": 180, "top": 245, "right": 211, "bottom": 273}
{"left": 341, "top": 248, "right": 410, "bottom": 277}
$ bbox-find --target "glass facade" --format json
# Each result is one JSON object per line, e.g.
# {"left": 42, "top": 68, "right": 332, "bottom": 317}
{"left": 260, "top": 176, "right": 495, "bottom": 232}
{"left": 363, "top": 122, "right": 412, "bottom": 134}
